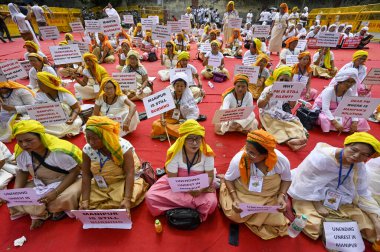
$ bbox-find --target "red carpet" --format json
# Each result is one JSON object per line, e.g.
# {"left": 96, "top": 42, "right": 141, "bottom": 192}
{"left": 0, "top": 35, "right": 379, "bottom": 251}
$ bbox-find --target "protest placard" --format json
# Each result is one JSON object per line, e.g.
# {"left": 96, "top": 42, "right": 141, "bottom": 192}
{"left": 49, "top": 44, "right": 82, "bottom": 65}
{"left": 152, "top": 25, "right": 171, "bottom": 42}
{"left": 228, "top": 18, "right": 242, "bottom": 29}
{"left": 234, "top": 65, "right": 259, "bottom": 83}
{"left": 316, "top": 32, "right": 341, "bottom": 47}
{"left": 362, "top": 68, "right": 380, "bottom": 86}
{"left": 68, "top": 40, "right": 89, "bottom": 55}
{"left": 0, "top": 69, "right": 6, "bottom": 82}
{"left": 167, "top": 173, "right": 209, "bottom": 192}
{"left": 39, "top": 26, "right": 60, "bottom": 40}
{"left": 239, "top": 203, "right": 280, "bottom": 218}
{"left": 208, "top": 54, "right": 221, "bottom": 68}
{"left": 179, "top": 19, "right": 191, "bottom": 31}
{"left": 167, "top": 21, "right": 182, "bottom": 33}
{"left": 242, "top": 55, "right": 257, "bottom": 66}
{"left": 341, "top": 37, "right": 361, "bottom": 49}
{"left": 132, "top": 37, "right": 142, "bottom": 47}
{"left": 69, "top": 22, "right": 85, "bottom": 33}
{"left": 295, "top": 39, "right": 307, "bottom": 51}
{"left": 169, "top": 68, "right": 193, "bottom": 84}
{"left": 307, "top": 38, "right": 318, "bottom": 49}
{"left": 199, "top": 43, "right": 211, "bottom": 53}
{"left": 148, "top": 16, "right": 159, "bottom": 24}
{"left": 286, "top": 55, "right": 299, "bottom": 66}
{"left": 143, "top": 88, "right": 176, "bottom": 118}
{"left": 271, "top": 82, "right": 306, "bottom": 101}
{"left": 333, "top": 97, "right": 380, "bottom": 119}
{"left": 323, "top": 222, "right": 364, "bottom": 252}
{"left": 26, "top": 102, "right": 67, "bottom": 126}
{"left": 0, "top": 60, "right": 28, "bottom": 80}
{"left": 212, "top": 106, "right": 253, "bottom": 124}
{"left": 19, "top": 60, "right": 32, "bottom": 74}
{"left": 71, "top": 209, "right": 132, "bottom": 229}
{"left": 85, "top": 20, "right": 102, "bottom": 33}
{"left": 123, "top": 15, "right": 134, "bottom": 24}
{"left": 252, "top": 25, "right": 270, "bottom": 37}
{"left": 101, "top": 17, "right": 121, "bottom": 37}
{"left": 112, "top": 72, "right": 137, "bottom": 90}
{"left": 0, "top": 188, "right": 41, "bottom": 207}
{"left": 141, "top": 18, "right": 154, "bottom": 31}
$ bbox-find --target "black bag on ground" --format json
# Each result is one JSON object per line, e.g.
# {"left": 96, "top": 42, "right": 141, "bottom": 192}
{"left": 166, "top": 208, "right": 201, "bottom": 230}
{"left": 296, "top": 106, "right": 320, "bottom": 130}
{"left": 148, "top": 52, "right": 158, "bottom": 62}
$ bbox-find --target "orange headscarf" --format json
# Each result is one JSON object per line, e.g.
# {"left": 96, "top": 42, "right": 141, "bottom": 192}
{"left": 280, "top": 3, "right": 288, "bottom": 13}
{"left": 292, "top": 51, "right": 312, "bottom": 74}
{"left": 239, "top": 129, "right": 278, "bottom": 185}
{"left": 98, "top": 33, "right": 113, "bottom": 50}
{"left": 116, "top": 29, "right": 131, "bottom": 42}
{"left": 0, "top": 80, "right": 35, "bottom": 97}
{"left": 228, "top": 28, "right": 242, "bottom": 44}
{"left": 121, "top": 39, "right": 132, "bottom": 49}
{"left": 221, "top": 74, "right": 249, "bottom": 101}
{"left": 285, "top": 36, "right": 298, "bottom": 48}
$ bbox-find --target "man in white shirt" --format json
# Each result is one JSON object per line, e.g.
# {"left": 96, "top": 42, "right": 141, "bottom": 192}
{"left": 31, "top": 2, "right": 47, "bottom": 41}
{"left": 246, "top": 9, "right": 253, "bottom": 24}
{"left": 259, "top": 9, "right": 271, "bottom": 25}
{"left": 103, "top": 3, "right": 121, "bottom": 24}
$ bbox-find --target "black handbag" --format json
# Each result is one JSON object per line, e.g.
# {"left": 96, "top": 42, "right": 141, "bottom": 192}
{"left": 148, "top": 52, "right": 158, "bottom": 62}
{"left": 296, "top": 106, "right": 320, "bottom": 130}
{"left": 166, "top": 208, "right": 201, "bottom": 230}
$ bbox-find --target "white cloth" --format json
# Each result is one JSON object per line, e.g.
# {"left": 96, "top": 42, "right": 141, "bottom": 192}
{"left": 166, "top": 151, "right": 214, "bottom": 174}
{"left": 105, "top": 8, "right": 121, "bottom": 24}
{"left": 31, "top": 6, "right": 46, "bottom": 22}
{"left": 29, "top": 65, "right": 57, "bottom": 90}
{"left": 340, "top": 62, "right": 367, "bottom": 83}
{"left": 366, "top": 158, "right": 380, "bottom": 199}
{"left": 313, "top": 51, "right": 335, "bottom": 67}
{"left": 0, "top": 142, "right": 12, "bottom": 160}
{"left": 246, "top": 12, "right": 253, "bottom": 23}
{"left": 205, "top": 51, "right": 224, "bottom": 67}
{"left": 36, "top": 91, "right": 77, "bottom": 107}
{"left": 222, "top": 91, "right": 253, "bottom": 109}
{"left": 1, "top": 88, "right": 35, "bottom": 114}
{"left": 259, "top": 11, "right": 271, "bottom": 22}
{"left": 277, "top": 48, "right": 300, "bottom": 68}
{"left": 83, "top": 138, "right": 134, "bottom": 161}
{"left": 306, "top": 31, "right": 319, "bottom": 39}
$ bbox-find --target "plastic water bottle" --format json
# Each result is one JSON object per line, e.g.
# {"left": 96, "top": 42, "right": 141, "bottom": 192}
{"left": 208, "top": 81, "right": 214, "bottom": 89}
{"left": 155, "top": 219, "right": 162, "bottom": 234}
{"left": 75, "top": 90, "right": 83, "bottom": 105}
{"left": 288, "top": 214, "right": 307, "bottom": 238}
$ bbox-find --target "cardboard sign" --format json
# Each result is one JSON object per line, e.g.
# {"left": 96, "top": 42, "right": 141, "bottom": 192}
{"left": 316, "top": 32, "right": 340, "bottom": 47}
{"left": 69, "top": 22, "right": 84, "bottom": 33}
{"left": 101, "top": 17, "right": 121, "bottom": 37}
{"left": 148, "top": 16, "right": 159, "bottom": 25}
{"left": 26, "top": 102, "right": 67, "bottom": 126}
{"left": 39, "top": 26, "right": 60, "bottom": 40}
{"left": 152, "top": 25, "right": 171, "bottom": 42}
{"left": 234, "top": 65, "right": 259, "bottom": 83}
{"left": 84, "top": 20, "right": 101, "bottom": 33}
{"left": 19, "top": 60, "right": 33, "bottom": 74}
{"left": 167, "top": 21, "right": 182, "bottom": 34}
{"left": 208, "top": 54, "right": 221, "bottom": 68}
{"left": 333, "top": 96, "right": 380, "bottom": 119}
{"left": 362, "top": 68, "right": 380, "bottom": 86}
{"left": 167, "top": 173, "right": 209, "bottom": 192}
{"left": 169, "top": 68, "right": 193, "bottom": 84}
{"left": 178, "top": 19, "right": 191, "bottom": 31}
{"left": 295, "top": 39, "right": 307, "bottom": 51}
{"left": 71, "top": 209, "right": 132, "bottom": 229}
{"left": 307, "top": 38, "right": 318, "bottom": 49}
{"left": 323, "top": 222, "right": 364, "bottom": 252}
{"left": 252, "top": 25, "right": 270, "bottom": 37}
{"left": 271, "top": 81, "right": 306, "bottom": 101}
{"left": 242, "top": 55, "right": 257, "bottom": 66}
{"left": 123, "top": 15, "right": 134, "bottom": 24}
{"left": 0, "top": 69, "right": 6, "bottom": 82}
{"left": 141, "top": 18, "right": 154, "bottom": 31}
{"left": 228, "top": 18, "right": 243, "bottom": 29}
{"left": 212, "top": 106, "right": 253, "bottom": 123}
{"left": 286, "top": 55, "right": 299, "bottom": 66}
{"left": 0, "top": 188, "right": 41, "bottom": 207}
{"left": 132, "top": 37, "right": 142, "bottom": 47}
{"left": 143, "top": 88, "right": 176, "bottom": 118}
{"left": 112, "top": 72, "right": 137, "bottom": 90}
{"left": 239, "top": 203, "right": 280, "bottom": 218}
{"left": 68, "top": 40, "right": 89, "bottom": 55}
{"left": 0, "top": 60, "right": 28, "bottom": 80}
{"left": 199, "top": 43, "right": 211, "bottom": 53}
{"left": 341, "top": 37, "right": 361, "bottom": 49}
{"left": 49, "top": 44, "right": 82, "bottom": 65}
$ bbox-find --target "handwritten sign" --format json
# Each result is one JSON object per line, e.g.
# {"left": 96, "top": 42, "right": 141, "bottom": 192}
{"left": 143, "top": 88, "right": 175, "bottom": 118}
{"left": 316, "top": 32, "right": 340, "bottom": 47}
{"left": 362, "top": 68, "right": 380, "bottom": 86}
{"left": 286, "top": 55, "right": 299, "bottom": 66}
{"left": 167, "top": 21, "right": 182, "bottom": 33}
{"left": 295, "top": 39, "right": 307, "bottom": 51}
{"left": 228, "top": 18, "right": 243, "bottom": 29}
{"left": 239, "top": 203, "right": 280, "bottom": 218}
{"left": 49, "top": 44, "right": 82, "bottom": 65}
{"left": 333, "top": 96, "right": 380, "bottom": 119}
{"left": 148, "top": 16, "right": 159, "bottom": 25}
{"left": 123, "top": 15, "right": 134, "bottom": 24}
{"left": 132, "top": 37, "right": 142, "bottom": 47}
{"left": 141, "top": 18, "right": 154, "bottom": 31}
{"left": 271, "top": 81, "right": 305, "bottom": 101}
{"left": 208, "top": 54, "right": 221, "bottom": 68}
{"left": 169, "top": 68, "right": 193, "bottom": 84}
{"left": 69, "top": 22, "right": 84, "bottom": 33}
{"left": 71, "top": 209, "right": 132, "bottom": 229}
{"left": 179, "top": 19, "right": 191, "bottom": 31}
{"left": 68, "top": 40, "right": 89, "bottom": 55}
{"left": 112, "top": 72, "right": 137, "bottom": 90}
{"left": 85, "top": 20, "right": 101, "bottom": 33}
{"left": 307, "top": 38, "right": 318, "bottom": 49}
{"left": 26, "top": 102, "right": 67, "bottom": 126}
{"left": 152, "top": 25, "right": 171, "bottom": 42}
{"left": 234, "top": 65, "right": 259, "bottom": 83}
{"left": 19, "top": 60, "right": 32, "bottom": 74}
{"left": 199, "top": 43, "right": 211, "bottom": 53}
{"left": 167, "top": 173, "right": 209, "bottom": 192}
{"left": 39, "top": 26, "right": 60, "bottom": 40}
{"left": 0, "top": 188, "right": 41, "bottom": 207}
{"left": 212, "top": 106, "right": 253, "bottom": 124}
{"left": 242, "top": 55, "right": 257, "bottom": 66}
{"left": 252, "top": 25, "right": 270, "bottom": 37}
{"left": 101, "top": 17, "right": 121, "bottom": 37}
{"left": 323, "top": 222, "right": 364, "bottom": 252}
{"left": 0, "top": 60, "right": 28, "bottom": 80}
{"left": 341, "top": 37, "right": 361, "bottom": 49}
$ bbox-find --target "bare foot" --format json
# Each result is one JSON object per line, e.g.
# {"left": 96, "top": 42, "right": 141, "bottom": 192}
{"left": 66, "top": 133, "right": 74, "bottom": 138}
{"left": 312, "top": 201, "right": 329, "bottom": 217}
{"left": 30, "top": 219, "right": 44, "bottom": 230}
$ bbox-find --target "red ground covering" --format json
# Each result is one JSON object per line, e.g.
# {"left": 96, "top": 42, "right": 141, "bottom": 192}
{"left": 0, "top": 34, "right": 379, "bottom": 252}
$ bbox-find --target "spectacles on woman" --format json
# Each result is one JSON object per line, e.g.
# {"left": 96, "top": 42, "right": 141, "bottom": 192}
{"left": 166, "top": 44, "right": 172, "bottom": 47}
{"left": 185, "top": 136, "right": 202, "bottom": 144}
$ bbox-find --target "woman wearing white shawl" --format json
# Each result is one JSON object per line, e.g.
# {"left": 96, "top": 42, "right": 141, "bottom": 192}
{"left": 366, "top": 157, "right": 380, "bottom": 205}
{"left": 288, "top": 132, "right": 380, "bottom": 242}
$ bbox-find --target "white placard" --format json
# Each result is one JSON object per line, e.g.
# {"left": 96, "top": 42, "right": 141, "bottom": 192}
{"left": 169, "top": 68, "right": 193, "bottom": 84}
{"left": 39, "top": 26, "right": 60, "bottom": 40}
{"left": 71, "top": 209, "right": 132, "bottom": 229}
{"left": 295, "top": 39, "right": 307, "bottom": 51}
{"left": 148, "top": 16, "right": 159, "bottom": 25}
{"left": 143, "top": 88, "right": 176, "bottom": 118}
{"left": 69, "top": 22, "right": 84, "bottom": 33}
{"left": 141, "top": 18, "right": 154, "bottom": 31}
{"left": 234, "top": 65, "right": 260, "bottom": 83}
{"left": 19, "top": 60, "right": 33, "bottom": 74}
{"left": 208, "top": 54, "right": 221, "bottom": 68}
{"left": 132, "top": 37, "right": 142, "bottom": 47}
{"left": 228, "top": 18, "right": 243, "bottom": 29}
{"left": 167, "top": 21, "right": 182, "bottom": 33}
{"left": 101, "top": 17, "right": 121, "bottom": 37}
{"left": 239, "top": 203, "right": 280, "bottom": 218}
{"left": 112, "top": 72, "right": 137, "bottom": 90}
{"left": 271, "top": 81, "right": 306, "bottom": 101}
{"left": 85, "top": 20, "right": 101, "bottom": 33}
{"left": 180, "top": 15, "right": 190, "bottom": 22}
{"left": 26, "top": 102, "right": 67, "bottom": 126}
{"left": 0, "top": 69, "right": 6, "bottom": 82}
{"left": 178, "top": 19, "right": 191, "bottom": 31}
{"left": 242, "top": 55, "right": 257, "bottom": 66}
{"left": 286, "top": 55, "right": 299, "bottom": 66}
{"left": 0, "top": 188, "right": 41, "bottom": 207}
{"left": 49, "top": 44, "right": 82, "bottom": 65}
{"left": 316, "top": 32, "right": 341, "bottom": 47}
{"left": 167, "top": 173, "right": 209, "bottom": 192}
{"left": 108, "top": 115, "right": 123, "bottom": 129}
{"left": 323, "top": 222, "right": 364, "bottom": 252}
{"left": 362, "top": 68, "right": 380, "bottom": 86}
{"left": 68, "top": 40, "right": 89, "bottom": 55}
{"left": 199, "top": 43, "right": 211, "bottom": 53}
{"left": 0, "top": 60, "right": 28, "bottom": 81}
{"left": 123, "top": 15, "right": 134, "bottom": 24}
{"left": 152, "top": 25, "right": 171, "bottom": 42}
{"left": 212, "top": 106, "right": 253, "bottom": 124}
{"left": 333, "top": 96, "right": 380, "bottom": 119}
{"left": 252, "top": 25, "right": 270, "bottom": 37}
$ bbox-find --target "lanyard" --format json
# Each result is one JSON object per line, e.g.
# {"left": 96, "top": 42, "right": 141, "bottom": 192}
{"left": 1, "top": 89, "right": 13, "bottom": 99}
{"left": 184, "top": 149, "right": 199, "bottom": 175}
{"left": 298, "top": 66, "right": 305, "bottom": 82}
{"left": 97, "top": 151, "right": 110, "bottom": 172}
{"left": 174, "top": 93, "right": 182, "bottom": 108}
{"left": 47, "top": 93, "right": 60, "bottom": 102}
{"left": 233, "top": 91, "right": 245, "bottom": 107}
{"left": 105, "top": 95, "right": 117, "bottom": 115}
{"left": 337, "top": 149, "right": 354, "bottom": 190}
{"left": 31, "top": 149, "right": 49, "bottom": 176}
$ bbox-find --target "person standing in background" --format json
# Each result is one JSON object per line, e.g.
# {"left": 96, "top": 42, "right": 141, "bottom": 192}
{"left": 31, "top": 2, "right": 47, "bottom": 41}
{"left": 246, "top": 9, "right": 253, "bottom": 24}
{"left": 222, "top": 1, "right": 239, "bottom": 44}
{"left": 103, "top": 3, "right": 121, "bottom": 24}
{"left": 0, "top": 13, "right": 13, "bottom": 42}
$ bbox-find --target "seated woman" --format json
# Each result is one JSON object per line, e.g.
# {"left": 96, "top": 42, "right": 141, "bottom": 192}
{"left": 36, "top": 72, "right": 82, "bottom": 138}
{"left": 282, "top": 24, "right": 296, "bottom": 45}
{"left": 291, "top": 51, "right": 318, "bottom": 101}
{"left": 80, "top": 116, "right": 148, "bottom": 212}
{"left": 258, "top": 66, "right": 308, "bottom": 151}
{"left": 56, "top": 42, "right": 84, "bottom": 79}
{"left": 355, "top": 27, "right": 374, "bottom": 49}
{"left": 197, "top": 29, "right": 217, "bottom": 62}
{"left": 64, "top": 33, "right": 74, "bottom": 43}
{"left": 93, "top": 77, "right": 139, "bottom": 136}
{"left": 366, "top": 157, "right": 380, "bottom": 205}
{"left": 0, "top": 80, "right": 35, "bottom": 142}
{"left": 146, "top": 119, "right": 217, "bottom": 222}
{"left": 199, "top": 25, "right": 211, "bottom": 43}
{"left": 23, "top": 41, "right": 49, "bottom": 65}
{"left": 132, "top": 23, "right": 143, "bottom": 41}
{"left": 28, "top": 53, "right": 57, "bottom": 91}
{"left": 201, "top": 40, "right": 230, "bottom": 81}
{"left": 114, "top": 29, "right": 131, "bottom": 48}
{"left": 313, "top": 68, "right": 370, "bottom": 133}
{"left": 72, "top": 53, "right": 109, "bottom": 101}
{"left": 92, "top": 33, "right": 115, "bottom": 64}
{"left": 116, "top": 40, "right": 131, "bottom": 71}
{"left": 223, "top": 28, "right": 243, "bottom": 57}
{"left": 151, "top": 72, "right": 199, "bottom": 140}
{"left": 158, "top": 41, "right": 178, "bottom": 81}
{"left": 288, "top": 132, "right": 380, "bottom": 242}
{"left": 10, "top": 120, "right": 82, "bottom": 230}
{"left": 140, "top": 31, "right": 158, "bottom": 61}
{"left": 215, "top": 74, "right": 258, "bottom": 135}
{"left": 174, "top": 32, "right": 190, "bottom": 52}
{"left": 249, "top": 54, "right": 270, "bottom": 99}
{"left": 242, "top": 38, "right": 262, "bottom": 65}
{"left": 219, "top": 129, "right": 291, "bottom": 240}
{"left": 277, "top": 36, "right": 299, "bottom": 68}
{"left": 121, "top": 50, "right": 153, "bottom": 101}
{"left": 311, "top": 47, "right": 338, "bottom": 79}
{"left": 0, "top": 141, "right": 17, "bottom": 189}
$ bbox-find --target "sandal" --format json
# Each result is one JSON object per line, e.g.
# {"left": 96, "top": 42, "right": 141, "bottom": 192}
{"left": 197, "top": 114, "right": 207, "bottom": 122}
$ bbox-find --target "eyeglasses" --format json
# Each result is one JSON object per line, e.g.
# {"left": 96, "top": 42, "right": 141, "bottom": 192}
{"left": 185, "top": 136, "right": 202, "bottom": 144}
{"left": 166, "top": 44, "right": 173, "bottom": 47}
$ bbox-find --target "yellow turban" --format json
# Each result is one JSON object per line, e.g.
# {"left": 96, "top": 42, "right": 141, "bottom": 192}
{"left": 126, "top": 50, "right": 142, "bottom": 66}
{"left": 12, "top": 120, "right": 82, "bottom": 164}
{"left": 344, "top": 132, "right": 380, "bottom": 158}
{"left": 59, "top": 41, "right": 68, "bottom": 46}
{"left": 23, "top": 41, "right": 39, "bottom": 52}
{"left": 65, "top": 33, "right": 74, "bottom": 41}
{"left": 187, "top": 7, "right": 191, "bottom": 12}
{"left": 177, "top": 51, "right": 190, "bottom": 62}
{"left": 86, "top": 116, "right": 123, "bottom": 166}
{"left": 254, "top": 53, "right": 270, "bottom": 67}
{"left": 36, "top": 72, "right": 75, "bottom": 99}
{"left": 210, "top": 40, "right": 221, "bottom": 48}
{"left": 28, "top": 52, "right": 44, "bottom": 62}
{"left": 0, "top": 80, "right": 35, "bottom": 97}
{"left": 226, "top": 1, "right": 234, "bottom": 11}
{"left": 285, "top": 36, "right": 298, "bottom": 48}
{"left": 204, "top": 25, "right": 210, "bottom": 34}
{"left": 292, "top": 6, "right": 299, "bottom": 12}
{"left": 83, "top": 53, "right": 110, "bottom": 84}
{"left": 165, "top": 119, "right": 214, "bottom": 168}
{"left": 352, "top": 50, "right": 368, "bottom": 62}
{"left": 99, "top": 77, "right": 123, "bottom": 98}
{"left": 252, "top": 38, "right": 262, "bottom": 54}
{"left": 265, "top": 65, "right": 293, "bottom": 86}
{"left": 164, "top": 40, "right": 178, "bottom": 55}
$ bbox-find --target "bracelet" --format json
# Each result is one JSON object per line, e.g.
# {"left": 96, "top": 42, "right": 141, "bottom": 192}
{"left": 278, "top": 192, "right": 287, "bottom": 199}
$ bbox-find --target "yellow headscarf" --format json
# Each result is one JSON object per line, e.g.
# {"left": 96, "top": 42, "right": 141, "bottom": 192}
{"left": 36, "top": 72, "right": 75, "bottom": 99}
{"left": 226, "top": 1, "right": 234, "bottom": 11}
{"left": 83, "top": 53, "right": 110, "bottom": 84}
{"left": 12, "top": 120, "right": 82, "bottom": 164}
{"left": 86, "top": 116, "right": 123, "bottom": 166}
{"left": 164, "top": 40, "right": 178, "bottom": 55}
{"left": 126, "top": 50, "right": 142, "bottom": 67}
{"left": 99, "top": 77, "right": 123, "bottom": 98}
{"left": 133, "top": 23, "right": 142, "bottom": 37}
{"left": 352, "top": 50, "right": 368, "bottom": 62}
{"left": 23, "top": 41, "right": 39, "bottom": 52}
{"left": 28, "top": 52, "right": 44, "bottom": 62}
{"left": 318, "top": 47, "right": 332, "bottom": 69}
{"left": 187, "top": 7, "right": 191, "bottom": 12}
{"left": 252, "top": 38, "right": 262, "bottom": 54}
{"left": 65, "top": 33, "right": 74, "bottom": 41}
{"left": 0, "top": 80, "right": 35, "bottom": 97}
{"left": 210, "top": 40, "right": 221, "bottom": 48}
{"left": 176, "top": 51, "right": 190, "bottom": 67}
{"left": 59, "top": 41, "right": 68, "bottom": 46}
{"left": 344, "top": 132, "right": 380, "bottom": 158}
{"left": 145, "top": 31, "right": 153, "bottom": 41}
{"left": 254, "top": 53, "right": 270, "bottom": 67}
{"left": 165, "top": 119, "right": 214, "bottom": 169}
{"left": 265, "top": 65, "right": 293, "bottom": 86}
{"left": 292, "top": 51, "right": 312, "bottom": 74}
{"left": 239, "top": 129, "right": 277, "bottom": 185}
{"left": 204, "top": 25, "right": 210, "bottom": 34}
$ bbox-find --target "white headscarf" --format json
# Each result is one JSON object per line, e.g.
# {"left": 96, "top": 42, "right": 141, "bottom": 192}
{"left": 328, "top": 24, "right": 337, "bottom": 32}
{"left": 304, "top": 7, "right": 308, "bottom": 12}
{"left": 328, "top": 68, "right": 359, "bottom": 87}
